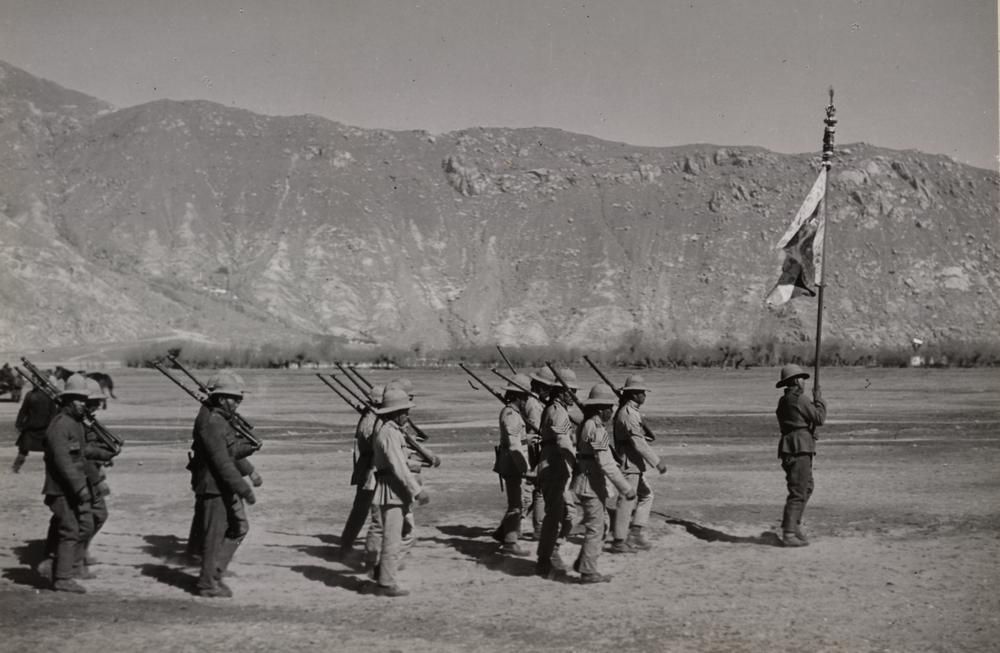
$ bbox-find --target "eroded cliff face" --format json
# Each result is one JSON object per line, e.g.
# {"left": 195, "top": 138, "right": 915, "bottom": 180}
{"left": 1, "top": 60, "right": 997, "bottom": 353}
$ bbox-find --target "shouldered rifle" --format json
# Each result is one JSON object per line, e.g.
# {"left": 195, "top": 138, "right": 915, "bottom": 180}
{"left": 18, "top": 358, "right": 124, "bottom": 456}
{"left": 582, "top": 355, "right": 656, "bottom": 442}
{"left": 319, "top": 373, "right": 437, "bottom": 468}
{"left": 489, "top": 368, "right": 540, "bottom": 401}
{"left": 316, "top": 373, "right": 366, "bottom": 413}
{"left": 544, "top": 362, "right": 587, "bottom": 414}
{"left": 496, "top": 345, "right": 518, "bottom": 375}
{"left": 338, "top": 363, "right": 432, "bottom": 444}
{"left": 151, "top": 361, "right": 261, "bottom": 450}
{"left": 167, "top": 356, "right": 256, "bottom": 436}
{"left": 459, "top": 363, "right": 507, "bottom": 404}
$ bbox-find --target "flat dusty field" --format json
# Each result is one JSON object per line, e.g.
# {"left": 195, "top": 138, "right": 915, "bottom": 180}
{"left": 0, "top": 366, "right": 998, "bottom": 652}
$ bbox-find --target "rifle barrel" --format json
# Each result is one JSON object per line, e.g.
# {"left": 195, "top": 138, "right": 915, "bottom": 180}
{"left": 496, "top": 345, "right": 518, "bottom": 375}
{"left": 459, "top": 363, "right": 506, "bottom": 404}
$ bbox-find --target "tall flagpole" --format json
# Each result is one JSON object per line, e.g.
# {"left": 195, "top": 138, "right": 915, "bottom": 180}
{"left": 813, "top": 88, "right": 837, "bottom": 393}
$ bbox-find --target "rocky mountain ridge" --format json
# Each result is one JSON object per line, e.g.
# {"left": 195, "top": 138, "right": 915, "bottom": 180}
{"left": 1, "top": 60, "right": 997, "bottom": 354}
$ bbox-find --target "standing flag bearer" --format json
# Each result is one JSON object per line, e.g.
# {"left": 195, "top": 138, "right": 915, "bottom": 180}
{"left": 766, "top": 90, "right": 836, "bottom": 546}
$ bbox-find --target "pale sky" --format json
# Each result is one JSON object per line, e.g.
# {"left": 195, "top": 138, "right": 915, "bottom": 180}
{"left": 1, "top": 0, "right": 997, "bottom": 169}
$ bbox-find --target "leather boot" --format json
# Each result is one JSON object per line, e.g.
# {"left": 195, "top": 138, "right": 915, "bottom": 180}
{"left": 628, "top": 528, "right": 652, "bottom": 550}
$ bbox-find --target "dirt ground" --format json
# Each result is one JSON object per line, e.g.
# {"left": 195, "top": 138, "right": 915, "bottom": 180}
{"left": 0, "top": 366, "right": 997, "bottom": 653}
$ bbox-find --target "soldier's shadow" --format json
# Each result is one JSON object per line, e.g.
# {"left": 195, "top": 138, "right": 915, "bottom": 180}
{"left": 11, "top": 538, "right": 47, "bottom": 567}
{"left": 430, "top": 524, "right": 536, "bottom": 577}
{"left": 662, "top": 516, "right": 784, "bottom": 547}
{"left": 141, "top": 534, "right": 196, "bottom": 566}
{"left": 138, "top": 563, "right": 199, "bottom": 595}
{"left": 2, "top": 539, "right": 50, "bottom": 589}
{"left": 290, "top": 565, "right": 369, "bottom": 593}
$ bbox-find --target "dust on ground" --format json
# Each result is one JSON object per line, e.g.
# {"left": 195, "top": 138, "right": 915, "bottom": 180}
{"left": 0, "top": 367, "right": 998, "bottom": 652}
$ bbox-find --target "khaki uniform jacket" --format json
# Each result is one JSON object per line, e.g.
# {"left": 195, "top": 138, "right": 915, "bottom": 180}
{"left": 351, "top": 410, "right": 379, "bottom": 489}
{"left": 372, "top": 420, "right": 422, "bottom": 506}
{"left": 83, "top": 426, "right": 116, "bottom": 494}
{"left": 523, "top": 396, "right": 544, "bottom": 435}
{"left": 776, "top": 386, "right": 827, "bottom": 457}
{"left": 42, "top": 409, "right": 88, "bottom": 498}
{"left": 190, "top": 407, "right": 256, "bottom": 498}
{"left": 189, "top": 405, "right": 255, "bottom": 489}
{"left": 571, "top": 415, "right": 631, "bottom": 501}
{"left": 16, "top": 388, "right": 58, "bottom": 452}
{"left": 613, "top": 401, "right": 661, "bottom": 475}
{"left": 497, "top": 404, "right": 529, "bottom": 478}
{"left": 537, "top": 401, "right": 576, "bottom": 482}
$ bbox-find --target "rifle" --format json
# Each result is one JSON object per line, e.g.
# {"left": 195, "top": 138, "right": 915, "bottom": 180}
{"left": 318, "top": 373, "right": 438, "bottom": 468}
{"left": 18, "top": 358, "right": 124, "bottom": 456}
{"left": 167, "top": 356, "right": 256, "bottom": 436}
{"left": 338, "top": 363, "right": 432, "bottom": 443}
{"left": 496, "top": 345, "right": 518, "bottom": 375}
{"left": 489, "top": 368, "right": 540, "bottom": 401}
{"left": 151, "top": 361, "right": 262, "bottom": 450}
{"left": 458, "top": 363, "right": 507, "bottom": 404}
{"left": 544, "top": 362, "right": 587, "bottom": 414}
{"left": 581, "top": 355, "right": 656, "bottom": 442}
{"left": 315, "top": 373, "right": 366, "bottom": 413}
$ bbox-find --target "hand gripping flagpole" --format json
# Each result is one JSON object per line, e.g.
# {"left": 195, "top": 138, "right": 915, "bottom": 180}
{"left": 813, "top": 87, "right": 836, "bottom": 393}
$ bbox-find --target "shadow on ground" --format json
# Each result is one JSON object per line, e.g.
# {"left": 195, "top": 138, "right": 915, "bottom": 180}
{"left": 138, "top": 563, "right": 199, "bottom": 595}
{"left": 661, "top": 516, "right": 783, "bottom": 547}
{"left": 1, "top": 567, "right": 49, "bottom": 589}
{"left": 430, "top": 525, "right": 537, "bottom": 577}
{"left": 140, "top": 534, "right": 196, "bottom": 566}
{"left": 11, "top": 538, "right": 48, "bottom": 567}
{"left": 290, "top": 565, "right": 369, "bottom": 593}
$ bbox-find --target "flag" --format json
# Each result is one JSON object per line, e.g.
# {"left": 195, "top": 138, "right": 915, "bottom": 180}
{"left": 765, "top": 169, "right": 827, "bottom": 306}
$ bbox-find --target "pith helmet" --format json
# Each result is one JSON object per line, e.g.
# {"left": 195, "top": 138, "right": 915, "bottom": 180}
{"left": 367, "top": 384, "right": 386, "bottom": 406}
{"left": 621, "top": 374, "right": 649, "bottom": 393}
{"left": 209, "top": 373, "right": 247, "bottom": 397}
{"left": 583, "top": 383, "right": 616, "bottom": 407}
{"left": 85, "top": 378, "right": 106, "bottom": 400}
{"left": 504, "top": 373, "right": 532, "bottom": 394}
{"left": 554, "top": 368, "right": 579, "bottom": 390}
{"left": 59, "top": 373, "right": 90, "bottom": 398}
{"left": 375, "top": 386, "right": 415, "bottom": 415}
{"left": 776, "top": 364, "right": 810, "bottom": 388}
{"left": 529, "top": 367, "right": 555, "bottom": 386}
{"left": 386, "top": 377, "right": 414, "bottom": 397}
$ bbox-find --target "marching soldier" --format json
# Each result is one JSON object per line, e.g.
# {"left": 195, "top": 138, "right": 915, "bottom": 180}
{"left": 523, "top": 368, "right": 552, "bottom": 540}
{"left": 185, "top": 374, "right": 262, "bottom": 562}
{"left": 12, "top": 371, "right": 59, "bottom": 473}
{"left": 369, "top": 386, "right": 430, "bottom": 596}
{"left": 40, "top": 374, "right": 94, "bottom": 593}
{"left": 339, "top": 384, "right": 385, "bottom": 560}
{"left": 571, "top": 384, "right": 635, "bottom": 583}
{"left": 611, "top": 374, "right": 668, "bottom": 553}
{"left": 493, "top": 373, "right": 533, "bottom": 556}
{"left": 188, "top": 373, "right": 258, "bottom": 597}
{"left": 535, "top": 368, "right": 579, "bottom": 578}
{"left": 774, "top": 364, "right": 826, "bottom": 547}
{"left": 79, "top": 378, "right": 117, "bottom": 572}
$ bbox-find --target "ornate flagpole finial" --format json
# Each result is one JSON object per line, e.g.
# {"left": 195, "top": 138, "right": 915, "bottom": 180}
{"left": 822, "top": 86, "right": 837, "bottom": 168}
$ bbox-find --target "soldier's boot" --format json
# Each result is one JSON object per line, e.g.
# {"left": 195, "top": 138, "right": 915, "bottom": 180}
{"left": 782, "top": 532, "right": 809, "bottom": 548}
{"left": 74, "top": 565, "right": 98, "bottom": 580}
{"left": 11, "top": 453, "right": 26, "bottom": 473}
{"left": 549, "top": 547, "right": 568, "bottom": 571}
{"left": 628, "top": 527, "right": 653, "bottom": 551}
{"left": 373, "top": 584, "right": 410, "bottom": 597}
{"left": 198, "top": 583, "right": 233, "bottom": 598}
{"left": 609, "top": 539, "right": 636, "bottom": 554}
{"left": 579, "top": 572, "right": 612, "bottom": 584}
{"left": 500, "top": 542, "right": 531, "bottom": 557}
{"left": 794, "top": 523, "right": 809, "bottom": 543}
{"left": 35, "top": 557, "right": 53, "bottom": 581}
{"left": 52, "top": 579, "right": 86, "bottom": 594}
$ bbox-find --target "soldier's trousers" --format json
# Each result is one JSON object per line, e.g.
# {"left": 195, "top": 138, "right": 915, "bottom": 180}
{"left": 612, "top": 473, "right": 652, "bottom": 541}
{"left": 45, "top": 495, "right": 93, "bottom": 581}
{"left": 340, "top": 486, "right": 375, "bottom": 550}
{"left": 574, "top": 494, "right": 605, "bottom": 576}
{"left": 536, "top": 469, "right": 570, "bottom": 566}
{"left": 198, "top": 493, "right": 249, "bottom": 590}
{"left": 498, "top": 474, "right": 526, "bottom": 544}
{"left": 186, "top": 497, "right": 205, "bottom": 558}
{"left": 781, "top": 453, "right": 814, "bottom": 532}
{"left": 86, "top": 494, "right": 108, "bottom": 554}
{"left": 376, "top": 504, "right": 411, "bottom": 588}
{"left": 365, "top": 502, "right": 414, "bottom": 568}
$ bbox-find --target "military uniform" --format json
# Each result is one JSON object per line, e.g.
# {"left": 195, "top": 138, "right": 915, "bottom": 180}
{"left": 535, "top": 398, "right": 576, "bottom": 573}
{"left": 612, "top": 399, "right": 663, "bottom": 549}
{"left": 41, "top": 405, "right": 94, "bottom": 590}
{"left": 190, "top": 404, "right": 257, "bottom": 595}
{"left": 775, "top": 365, "right": 827, "bottom": 545}
{"left": 371, "top": 419, "right": 422, "bottom": 592}
{"left": 496, "top": 402, "right": 530, "bottom": 548}
{"left": 522, "top": 392, "right": 545, "bottom": 538}
{"left": 80, "top": 425, "right": 116, "bottom": 567}
{"left": 13, "top": 386, "right": 58, "bottom": 471}
{"left": 340, "top": 408, "right": 379, "bottom": 553}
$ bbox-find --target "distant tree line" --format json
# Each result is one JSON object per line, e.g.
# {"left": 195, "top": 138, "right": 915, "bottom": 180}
{"left": 123, "top": 336, "right": 1000, "bottom": 370}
